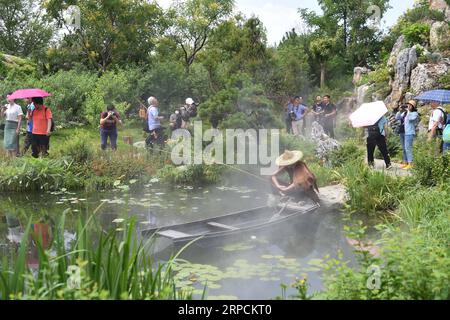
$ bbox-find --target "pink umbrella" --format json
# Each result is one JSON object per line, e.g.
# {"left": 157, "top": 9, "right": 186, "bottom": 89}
{"left": 349, "top": 101, "right": 388, "bottom": 128}
{"left": 8, "top": 88, "right": 52, "bottom": 100}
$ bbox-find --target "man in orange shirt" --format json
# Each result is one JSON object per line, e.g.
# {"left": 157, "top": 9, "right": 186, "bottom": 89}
{"left": 30, "top": 97, "right": 52, "bottom": 158}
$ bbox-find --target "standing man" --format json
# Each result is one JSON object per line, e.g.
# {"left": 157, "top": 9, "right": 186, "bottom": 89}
{"left": 311, "top": 95, "right": 324, "bottom": 125}
{"left": 146, "top": 96, "right": 164, "bottom": 148}
{"left": 22, "top": 98, "right": 35, "bottom": 155}
{"left": 366, "top": 115, "right": 392, "bottom": 170}
{"left": 284, "top": 96, "right": 294, "bottom": 134}
{"left": 30, "top": 97, "right": 52, "bottom": 158}
{"left": 322, "top": 95, "right": 337, "bottom": 138}
{"left": 291, "top": 96, "right": 307, "bottom": 136}
{"left": 99, "top": 105, "right": 122, "bottom": 151}
{"left": 427, "top": 101, "right": 446, "bottom": 153}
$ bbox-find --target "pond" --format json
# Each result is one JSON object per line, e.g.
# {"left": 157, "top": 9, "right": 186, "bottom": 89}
{"left": 0, "top": 170, "right": 354, "bottom": 299}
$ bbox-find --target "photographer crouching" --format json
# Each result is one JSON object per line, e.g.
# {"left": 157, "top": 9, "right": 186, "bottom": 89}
{"left": 99, "top": 105, "right": 122, "bottom": 151}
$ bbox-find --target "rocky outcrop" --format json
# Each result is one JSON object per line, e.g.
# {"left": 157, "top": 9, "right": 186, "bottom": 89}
{"left": 386, "top": 46, "right": 418, "bottom": 109}
{"left": 429, "top": 0, "right": 450, "bottom": 20}
{"left": 387, "top": 36, "right": 406, "bottom": 69}
{"left": 430, "top": 21, "right": 450, "bottom": 51}
{"left": 410, "top": 58, "right": 450, "bottom": 93}
{"left": 353, "top": 67, "right": 369, "bottom": 86}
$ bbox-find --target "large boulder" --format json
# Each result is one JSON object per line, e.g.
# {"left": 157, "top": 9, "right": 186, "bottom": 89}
{"left": 387, "top": 36, "right": 406, "bottom": 69}
{"left": 410, "top": 58, "right": 450, "bottom": 94}
{"left": 430, "top": 21, "right": 450, "bottom": 51}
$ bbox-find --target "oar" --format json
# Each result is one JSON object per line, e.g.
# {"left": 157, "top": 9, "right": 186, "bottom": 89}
{"left": 269, "top": 198, "right": 290, "bottom": 222}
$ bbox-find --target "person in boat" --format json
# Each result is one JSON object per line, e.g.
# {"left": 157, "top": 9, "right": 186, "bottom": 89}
{"left": 271, "top": 150, "right": 320, "bottom": 203}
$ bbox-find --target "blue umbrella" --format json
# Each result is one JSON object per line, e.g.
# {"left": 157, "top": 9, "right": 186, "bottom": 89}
{"left": 415, "top": 89, "right": 450, "bottom": 104}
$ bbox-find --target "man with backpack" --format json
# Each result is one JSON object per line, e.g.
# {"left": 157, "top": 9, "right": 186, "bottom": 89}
{"left": 427, "top": 101, "right": 447, "bottom": 153}
{"left": 30, "top": 97, "right": 53, "bottom": 158}
{"left": 366, "top": 115, "right": 392, "bottom": 170}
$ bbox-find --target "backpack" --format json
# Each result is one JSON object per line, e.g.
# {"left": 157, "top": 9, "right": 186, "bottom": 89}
{"left": 395, "top": 112, "right": 406, "bottom": 135}
{"left": 366, "top": 121, "right": 382, "bottom": 138}
{"left": 437, "top": 107, "right": 448, "bottom": 126}
{"left": 187, "top": 104, "right": 197, "bottom": 118}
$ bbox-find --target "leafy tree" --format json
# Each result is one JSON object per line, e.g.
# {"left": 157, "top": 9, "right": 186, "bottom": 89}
{"left": 0, "top": 0, "right": 54, "bottom": 58}
{"left": 45, "top": 0, "right": 166, "bottom": 72}
{"left": 167, "top": 0, "right": 234, "bottom": 74}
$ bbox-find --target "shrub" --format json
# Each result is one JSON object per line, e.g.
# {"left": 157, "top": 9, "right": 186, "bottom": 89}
{"left": 329, "top": 139, "right": 364, "bottom": 168}
{"left": 279, "top": 134, "right": 317, "bottom": 162}
{"left": 412, "top": 139, "right": 450, "bottom": 187}
{"left": 401, "top": 23, "right": 431, "bottom": 46}
{"left": 0, "top": 157, "right": 81, "bottom": 192}
{"left": 157, "top": 164, "right": 225, "bottom": 186}
{"left": 336, "top": 161, "right": 412, "bottom": 215}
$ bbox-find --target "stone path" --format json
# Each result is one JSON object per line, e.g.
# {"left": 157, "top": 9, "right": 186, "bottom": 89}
{"left": 373, "top": 159, "right": 412, "bottom": 177}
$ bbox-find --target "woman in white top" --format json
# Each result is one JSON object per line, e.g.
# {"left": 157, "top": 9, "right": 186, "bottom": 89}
{"left": 1, "top": 95, "right": 23, "bottom": 157}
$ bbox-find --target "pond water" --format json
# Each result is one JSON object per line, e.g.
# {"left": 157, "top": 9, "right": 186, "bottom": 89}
{"left": 0, "top": 170, "right": 354, "bottom": 300}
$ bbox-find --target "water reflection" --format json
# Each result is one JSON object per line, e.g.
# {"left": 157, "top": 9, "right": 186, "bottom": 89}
{"left": 0, "top": 171, "right": 352, "bottom": 299}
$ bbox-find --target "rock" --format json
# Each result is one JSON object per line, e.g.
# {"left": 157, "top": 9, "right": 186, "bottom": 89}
{"left": 318, "top": 184, "right": 347, "bottom": 210}
{"left": 430, "top": 21, "right": 450, "bottom": 51}
{"left": 429, "top": 0, "right": 450, "bottom": 20}
{"left": 354, "top": 84, "right": 373, "bottom": 107}
{"left": 353, "top": 67, "right": 369, "bottom": 86}
{"left": 310, "top": 122, "right": 341, "bottom": 160}
{"left": 410, "top": 59, "right": 450, "bottom": 94}
{"left": 387, "top": 36, "right": 406, "bottom": 69}
{"left": 336, "top": 96, "right": 356, "bottom": 114}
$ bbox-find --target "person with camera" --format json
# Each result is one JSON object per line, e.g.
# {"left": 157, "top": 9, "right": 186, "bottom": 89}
{"left": 99, "top": 105, "right": 122, "bottom": 151}
{"left": 311, "top": 95, "right": 325, "bottom": 125}
{"left": 322, "top": 95, "right": 337, "bottom": 139}
{"left": 169, "top": 108, "right": 182, "bottom": 132}
{"left": 398, "top": 100, "right": 419, "bottom": 170}
{"left": 146, "top": 96, "right": 164, "bottom": 149}
{"left": 395, "top": 103, "right": 408, "bottom": 167}
{"left": 290, "top": 96, "right": 307, "bottom": 136}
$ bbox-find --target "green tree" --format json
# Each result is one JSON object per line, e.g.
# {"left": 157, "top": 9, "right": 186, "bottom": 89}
{"left": 45, "top": 0, "right": 166, "bottom": 72}
{"left": 310, "top": 36, "right": 336, "bottom": 88}
{"left": 167, "top": 0, "right": 234, "bottom": 74}
{"left": 0, "top": 0, "right": 53, "bottom": 58}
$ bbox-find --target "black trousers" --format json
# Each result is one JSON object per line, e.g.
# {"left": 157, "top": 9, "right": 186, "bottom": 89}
{"left": 323, "top": 120, "right": 334, "bottom": 138}
{"left": 23, "top": 132, "right": 33, "bottom": 154}
{"left": 31, "top": 134, "right": 50, "bottom": 158}
{"left": 367, "top": 135, "right": 391, "bottom": 166}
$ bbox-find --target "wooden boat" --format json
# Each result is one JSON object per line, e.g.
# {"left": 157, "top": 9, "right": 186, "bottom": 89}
{"left": 141, "top": 201, "right": 320, "bottom": 246}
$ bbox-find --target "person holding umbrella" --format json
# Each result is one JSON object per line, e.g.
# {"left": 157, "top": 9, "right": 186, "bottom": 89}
{"left": 349, "top": 101, "right": 392, "bottom": 170}
{"left": 415, "top": 90, "right": 450, "bottom": 153}
{"left": 1, "top": 94, "right": 23, "bottom": 158}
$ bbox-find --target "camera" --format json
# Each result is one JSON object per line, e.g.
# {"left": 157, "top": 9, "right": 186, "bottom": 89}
{"left": 289, "top": 111, "right": 297, "bottom": 121}
{"left": 400, "top": 104, "right": 408, "bottom": 110}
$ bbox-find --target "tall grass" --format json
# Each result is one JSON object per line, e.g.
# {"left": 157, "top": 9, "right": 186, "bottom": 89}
{"left": 0, "top": 211, "right": 191, "bottom": 300}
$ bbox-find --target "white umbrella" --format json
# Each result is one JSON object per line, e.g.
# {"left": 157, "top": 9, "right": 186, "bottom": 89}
{"left": 349, "top": 101, "right": 388, "bottom": 128}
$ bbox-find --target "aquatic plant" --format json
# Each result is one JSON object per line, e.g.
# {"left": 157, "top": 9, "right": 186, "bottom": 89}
{"left": 0, "top": 212, "right": 190, "bottom": 300}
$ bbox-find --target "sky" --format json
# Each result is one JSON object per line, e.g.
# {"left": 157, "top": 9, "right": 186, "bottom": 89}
{"left": 157, "top": 0, "right": 416, "bottom": 45}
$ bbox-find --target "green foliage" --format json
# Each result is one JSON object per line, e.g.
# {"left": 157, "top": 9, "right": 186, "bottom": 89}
{"left": 412, "top": 139, "right": 450, "bottom": 187}
{"left": 375, "top": 134, "right": 401, "bottom": 160}
{"left": 0, "top": 157, "right": 81, "bottom": 192}
{"left": 366, "top": 66, "right": 391, "bottom": 98}
{"left": 279, "top": 134, "right": 317, "bottom": 162}
{"left": 320, "top": 186, "right": 450, "bottom": 300}
{"left": 157, "top": 164, "right": 225, "bottom": 186}
{"left": 0, "top": 214, "right": 190, "bottom": 300}
{"left": 329, "top": 139, "right": 364, "bottom": 168}
{"left": 438, "top": 73, "right": 450, "bottom": 90}
{"left": 401, "top": 23, "right": 431, "bottom": 46}
{"left": 336, "top": 161, "right": 412, "bottom": 215}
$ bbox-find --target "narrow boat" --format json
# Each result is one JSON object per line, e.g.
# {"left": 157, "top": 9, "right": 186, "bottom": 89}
{"left": 141, "top": 201, "right": 320, "bottom": 246}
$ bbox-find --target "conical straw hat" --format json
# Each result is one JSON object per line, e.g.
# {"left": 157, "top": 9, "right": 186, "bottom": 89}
{"left": 276, "top": 150, "right": 303, "bottom": 167}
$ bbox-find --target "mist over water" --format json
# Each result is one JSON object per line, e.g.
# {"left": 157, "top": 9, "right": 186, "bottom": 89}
{"left": 0, "top": 168, "right": 353, "bottom": 299}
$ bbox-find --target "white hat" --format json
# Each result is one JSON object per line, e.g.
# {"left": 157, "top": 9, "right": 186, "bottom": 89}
{"left": 275, "top": 150, "right": 304, "bottom": 167}
{"left": 185, "top": 98, "right": 194, "bottom": 105}
{"left": 147, "top": 96, "right": 156, "bottom": 106}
